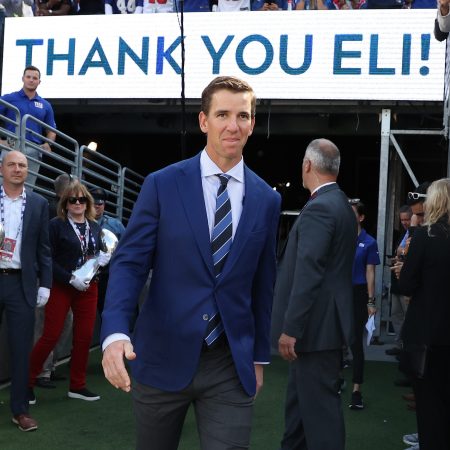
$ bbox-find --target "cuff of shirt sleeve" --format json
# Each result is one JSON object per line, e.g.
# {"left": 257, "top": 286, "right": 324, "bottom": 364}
{"left": 102, "top": 333, "right": 130, "bottom": 351}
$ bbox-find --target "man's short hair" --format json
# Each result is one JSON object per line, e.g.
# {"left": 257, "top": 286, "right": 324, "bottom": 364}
{"left": 23, "top": 65, "right": 41, "bottom": 78}
{"left": 305, "top": 138, "right": 340, "bottom": 176}
{"left": 399, "top": 204, "right": 412, "bottom": 216}
{"left": 201, "top": 76, "right": 256, "bottom": 118}
{"left": 407, "top": 182, "right": 431, "bottom": 206}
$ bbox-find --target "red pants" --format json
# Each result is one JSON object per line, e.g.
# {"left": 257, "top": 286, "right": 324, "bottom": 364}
{"left": 29, "top": 281, "right": 98, "bottom": 390}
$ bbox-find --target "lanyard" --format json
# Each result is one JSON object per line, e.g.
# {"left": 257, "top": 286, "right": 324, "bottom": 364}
{"left": 67, "top": 215, "right": 95, "bottom": 260}
{"left": 0, "top": 186, "right": 27, "bottom": 241}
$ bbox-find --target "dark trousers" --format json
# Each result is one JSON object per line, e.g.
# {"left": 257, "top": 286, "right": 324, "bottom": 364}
{"left": 0, "top": 273, "right": 35, "bottom": 415}
{"left": 413, "top": 346, "right": 450, "bottom": 450}
{"left": 350, "top": 284, "right": 368, "bottom": 385}
{"left": 280, "top": 350, "right": 345, "bottom": 450}
{"left": 29, "top": 281, "right": 98, "bottom": 390}
{"left": 132, "top": 344, "right": 254, "bottom": 450}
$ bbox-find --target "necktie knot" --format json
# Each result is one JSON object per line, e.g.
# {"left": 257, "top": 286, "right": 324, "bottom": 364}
{"left": 217, "top": 174, "right": 231, "bottom": 192}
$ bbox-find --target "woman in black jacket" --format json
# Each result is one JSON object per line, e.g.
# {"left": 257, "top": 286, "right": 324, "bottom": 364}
{"left": 29, "top": 180, "right": 110, "bottom": 402}
{"left": 399, "top": 178, "right": 450, "bottom": 450}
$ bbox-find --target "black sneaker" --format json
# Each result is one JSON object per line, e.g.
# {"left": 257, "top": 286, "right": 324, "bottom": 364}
{"left": 35, "top": 377, "right": 56, "bottom": 389}
{"left": 27, "top": 388, "right": 36, "bottom": 406}
{"left": 68, "top": 388, "right": 100, "bottom": 401}
{"left": 349, "top": 391, "right": 364, "bottom": 410}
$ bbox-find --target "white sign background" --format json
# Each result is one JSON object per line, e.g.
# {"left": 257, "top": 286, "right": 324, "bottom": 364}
{"left": 2, "top": 10, "right": 446, "bottom": 101}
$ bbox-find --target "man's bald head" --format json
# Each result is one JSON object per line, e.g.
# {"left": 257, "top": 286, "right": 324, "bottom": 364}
{"left": 2, "top": 150, "right": 28, "bottom": 167}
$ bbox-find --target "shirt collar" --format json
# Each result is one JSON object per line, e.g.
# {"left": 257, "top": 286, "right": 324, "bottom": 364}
{"left": 311, "top": 181, "right": 336, "bottom": 196}
{"left": 200, "top": 149, "right": 244, "bottom": 183}
{"left": 357, "top": 228, "right": 367, "bottom": 243}
{"left": 1, "top": 186, "right": 26, "bottom": 200}
{"left": 19, "top": 88, "right": 39, "bottom": 101}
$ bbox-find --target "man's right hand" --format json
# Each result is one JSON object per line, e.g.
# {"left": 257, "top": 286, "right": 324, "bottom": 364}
{"left": 102, "top": 340, "right": 136, "bottom": 392}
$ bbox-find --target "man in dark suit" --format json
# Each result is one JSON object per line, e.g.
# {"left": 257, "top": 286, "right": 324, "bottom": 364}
{"left": 101, "top": 76, "right": 281, "bottom": 450}
{"left": 271, "top": 139, "right": 357, "bottom": 450}
{"left": 0, "top": 150, "right": 52, "bottom": 431}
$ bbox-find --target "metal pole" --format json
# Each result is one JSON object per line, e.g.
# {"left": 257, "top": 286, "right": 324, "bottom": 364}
{"left": 374, "top": 109, "right": 391, "bottom": 338}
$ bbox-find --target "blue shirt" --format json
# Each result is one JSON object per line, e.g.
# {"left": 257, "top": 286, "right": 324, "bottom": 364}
{"left": 0, "top": 89, "right": 56, "bottom": 144}
{"left": 97, "top": 214, "right": 126, "bottom": 241}
{"left": 352, "top": 228, "right": 380, "bottom": 285}
{"left": 399, "top": 229, "right": 409, "bottom": 250}
{"left": 175, "top": 0, "right": 211, "bottom": 11}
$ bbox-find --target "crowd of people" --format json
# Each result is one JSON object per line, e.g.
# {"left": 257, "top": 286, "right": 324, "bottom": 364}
{"left": 0, "top": 0, "right": 438, "bottom": 16}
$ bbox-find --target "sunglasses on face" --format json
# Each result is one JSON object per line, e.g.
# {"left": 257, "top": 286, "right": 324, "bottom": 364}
{"left": 68, "top": 196, "right": 87, "bottom": 205}
{"left": 348, "top": 198, "right": 360, "bottom": 205}
{"left": 94, "top": 200, "right": 105, "bottom": 206}
{"left": 408, "top": 192, "right": 427, "bottom": 200}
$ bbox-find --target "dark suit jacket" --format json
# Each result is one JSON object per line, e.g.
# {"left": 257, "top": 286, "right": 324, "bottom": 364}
{"left": 271, "top": 183, "right": 357, "bottom": 352}
{"left": 399, "top": 217, "right": 450, "bottom": 346}
{"left": 15, "top": 188, "right": 52, "bottom": 306}
{"left": 101, "top": 153, "right": 281, "bottom": 396}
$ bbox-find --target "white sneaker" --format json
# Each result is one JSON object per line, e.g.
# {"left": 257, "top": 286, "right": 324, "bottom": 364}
{"left": 403, "top": 433, "right": 419, "bottom": 446}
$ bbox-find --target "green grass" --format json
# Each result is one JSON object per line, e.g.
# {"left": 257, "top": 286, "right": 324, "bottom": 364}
{"left": 0, "top": 350, "right": 415, "bottom": 449}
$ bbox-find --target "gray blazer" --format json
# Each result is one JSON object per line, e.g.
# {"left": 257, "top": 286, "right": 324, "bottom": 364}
{"left": 17, "top": 188, "right": 52, "bottom": 306}
{"left": 271, "top": 183, "right": 357, "bottom": 353}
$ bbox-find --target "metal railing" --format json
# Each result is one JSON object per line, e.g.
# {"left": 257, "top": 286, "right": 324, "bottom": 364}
{"left": 0, "top": 100, "right": 145, "bottom": 222}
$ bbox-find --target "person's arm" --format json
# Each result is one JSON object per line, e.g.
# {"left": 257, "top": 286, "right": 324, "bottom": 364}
{"left": 279, "top": 201, "right": 334, "bottom": 360}
{"left": 37, "top": 197, "right": 53, "bottom": 289}
{"left": 101, "top": 174, "right": 159, "bottom": 390}
{"left": 398, "top": 228, "right": 426, "bottom": 296}
{"left": 366, "top": 264, "right": 376, "bottom": 316}
{"left": 437, "top": 0, "right": 450, "bottom": 33}
{"left": 251, "top": 193, "right": 281, "bottom": 365}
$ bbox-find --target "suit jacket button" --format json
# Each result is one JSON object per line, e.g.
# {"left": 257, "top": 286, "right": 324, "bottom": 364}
{"left": 203, "top": 314, "right": 209, "bottom": 321}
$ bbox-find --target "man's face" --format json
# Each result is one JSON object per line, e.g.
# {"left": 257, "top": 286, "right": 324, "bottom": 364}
{"left": 22, "top": 70, "right": 41, "bottom": 92}
{"left": 411, "top": 202, "right": 425, "bottom": 225}
{"left": 93, "top": 199, "right": 105, "bottom": 220}
{"left": 199, "top": 89, "right": 255, "bottom": 168}
{"left": 0, "top": 152, "right": 28, "bottom": 186}
{"left": 399, "top": 212, "right": 411, "bottom": 230}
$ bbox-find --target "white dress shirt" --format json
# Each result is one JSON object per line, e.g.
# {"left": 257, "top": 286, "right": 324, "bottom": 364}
{"left": 0, "top": 189, "right": 25, "bottom": 269}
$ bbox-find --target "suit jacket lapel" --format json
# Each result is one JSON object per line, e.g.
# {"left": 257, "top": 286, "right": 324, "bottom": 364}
{"left": 176, "top": 154, "right": 214, "bottom": 277}
{"left": 22, "top": 189, "right": 32, "bottom": 242}
{"left": 218, "top": 166, "right": 260, "bottom": 280}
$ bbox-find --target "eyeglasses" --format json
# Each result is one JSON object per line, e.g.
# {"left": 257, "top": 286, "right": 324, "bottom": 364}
{"left": 94, "top": 200, "right": 105, "bottom": 206}
{"left": 348, "top": 198, "right": 360, "bottom": 205}
{"left": 68, "top": 196, "right": 87, "bottom": 205}
{"left": 408, "top": 192, "right": 427, "bottom": 200}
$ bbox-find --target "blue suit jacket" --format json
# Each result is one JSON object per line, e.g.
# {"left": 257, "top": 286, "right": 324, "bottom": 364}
{"left": 101, "top": 153, "right": 281, "bottom": 396}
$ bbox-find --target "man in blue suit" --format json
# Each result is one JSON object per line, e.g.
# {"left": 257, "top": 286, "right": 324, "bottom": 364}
{"left": 0, "top": 150, "right": 52, "bottom": 431}
{"left": 101, "top": 76, "right": 281, "bottom": 450}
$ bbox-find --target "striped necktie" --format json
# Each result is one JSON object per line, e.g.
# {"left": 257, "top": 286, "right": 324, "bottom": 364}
{"left": 204, "top": 174, "right": 232, "bottom": 347}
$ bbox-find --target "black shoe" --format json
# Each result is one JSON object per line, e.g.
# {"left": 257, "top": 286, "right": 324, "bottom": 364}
{"left": 50, "top": 372, "right": 67, "bottom": 382}
{"left": 385, "top": 347, "right": 401, "bottom": 356}
{"left": 35, "top": 377, "right": 56, "bottom": 389}
{"left": 68, "top": 388, "right": 100, "bottom": 401}
{"left": 349, "top": 391, "right": 364, "bottom": 410}
{"left": 394, "top": 378, "right": 412, "bottom": 387}
{"left": 27, "top": 388, "right": 36, "bottom": 406}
